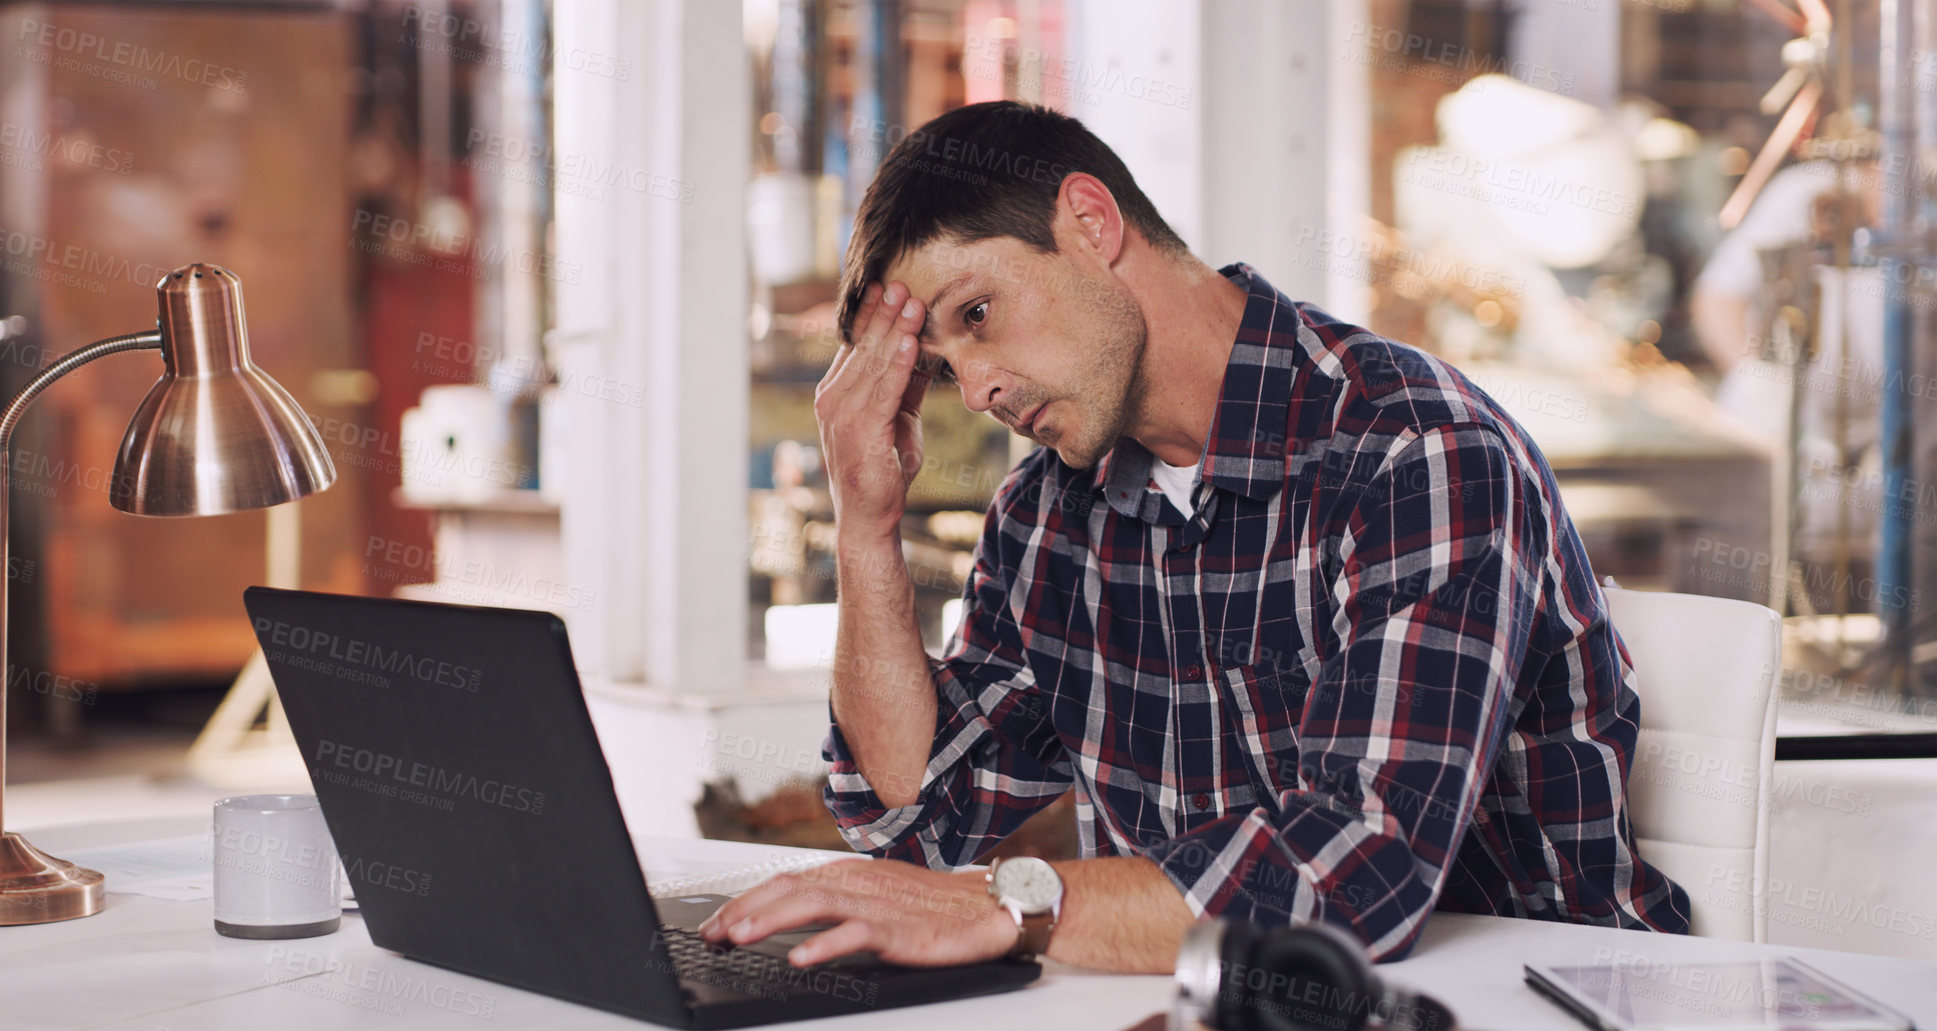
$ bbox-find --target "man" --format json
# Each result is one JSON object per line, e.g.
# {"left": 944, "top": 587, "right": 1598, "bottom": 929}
{"left": 702, "top": 100, "right": 1689, "bottom": 973}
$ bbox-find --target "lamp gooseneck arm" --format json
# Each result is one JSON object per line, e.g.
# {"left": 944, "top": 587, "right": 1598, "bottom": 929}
{"left": 0, "top": 330, "right": 163, "bottom": 451}
{"left": 0, "top": 328, "right": 162, "bottom": 833}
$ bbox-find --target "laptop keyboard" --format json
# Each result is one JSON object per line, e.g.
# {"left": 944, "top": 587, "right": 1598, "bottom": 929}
{"left": 661, "top": 927, "right": 824, "bottom": 985}
{"left": 649, "top": 894, "right": 893, "bottom": 1003}
{"left": 659, "top": 925, "right": 899, "bottom": 1007}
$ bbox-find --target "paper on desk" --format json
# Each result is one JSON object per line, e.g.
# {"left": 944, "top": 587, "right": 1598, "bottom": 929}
{"left": 113, "top": 871, "right": 215, "bottom": 902}
{"left": 56, "top": 834, "right": 361, "bottom": 906}
{"left": 59, "top": 835, "right": 215, "bottom": 902}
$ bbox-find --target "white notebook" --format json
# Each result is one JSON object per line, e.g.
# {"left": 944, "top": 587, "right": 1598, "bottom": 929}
{"left": 645, "top": 854, "right": 843, "bottom": 899}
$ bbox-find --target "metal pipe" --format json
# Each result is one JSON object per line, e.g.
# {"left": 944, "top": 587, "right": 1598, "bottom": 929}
{"left": 1912, "top": 0, "right": 1937, "bottom": 696}
{"left": 1878, "top": 0, "right": 1916, "bottom": 688}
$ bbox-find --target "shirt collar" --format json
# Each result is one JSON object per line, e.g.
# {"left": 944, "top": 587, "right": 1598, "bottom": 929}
{"left": 1091, "top": 262, "right": 1302, "bottom": 520}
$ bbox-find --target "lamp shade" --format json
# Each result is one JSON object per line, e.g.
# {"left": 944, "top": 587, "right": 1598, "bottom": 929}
{"left": 110, "top": 264, "right": 336, "bottom": 516}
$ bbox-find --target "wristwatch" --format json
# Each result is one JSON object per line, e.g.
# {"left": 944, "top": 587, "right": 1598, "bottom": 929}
{"left": 985, "top": 856, "right": 1064, "bottom": 960}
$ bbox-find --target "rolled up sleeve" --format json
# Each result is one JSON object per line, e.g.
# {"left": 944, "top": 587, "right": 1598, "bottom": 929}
{"left": 823, "top": 468, "right": 1071, "bottom": 869}
{"left": 1144, "top": 424, "right": 1537, "bottom": 961}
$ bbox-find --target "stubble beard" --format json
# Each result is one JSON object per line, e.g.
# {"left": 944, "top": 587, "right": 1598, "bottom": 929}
{"left": 1050, "top": 284, "right": 1150, "bottom": 470}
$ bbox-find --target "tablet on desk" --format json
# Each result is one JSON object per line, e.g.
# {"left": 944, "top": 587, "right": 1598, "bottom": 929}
{"left": 1526, "top": 958, "right": 1914, "bottom": 1031}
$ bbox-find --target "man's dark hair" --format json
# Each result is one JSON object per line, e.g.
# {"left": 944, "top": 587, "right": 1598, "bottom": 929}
{"left": 835, "top": 100, "right": 1187, "bottom": 343}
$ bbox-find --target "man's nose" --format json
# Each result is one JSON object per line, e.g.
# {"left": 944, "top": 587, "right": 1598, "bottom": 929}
{"left": 957, "top": 359, "right": 1004, "bottom": 415}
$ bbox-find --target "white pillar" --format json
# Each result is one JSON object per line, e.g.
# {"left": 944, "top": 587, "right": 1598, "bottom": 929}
{"left": 553, "top": 0, "right": 749, "bottom": 692}
{"left": 1067, "top": 0, "right": 1370, "bottom": 319}
{"left": 1066, "top": 0, "right": 1203, "bottom": 250}
{"left": 1200, "top": 0, "right": 1370, "bottom": 319}
{"left": 1510, "top": 0, "right": 1621, "bottom": 112}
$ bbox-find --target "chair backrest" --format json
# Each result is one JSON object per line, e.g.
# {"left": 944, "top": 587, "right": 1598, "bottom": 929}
{"left": 1603, "top": 586, "right": 1781, "bottom": 942}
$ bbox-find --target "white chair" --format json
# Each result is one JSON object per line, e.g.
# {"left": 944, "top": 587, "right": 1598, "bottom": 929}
{"left": 1603, "top": 586, "right": 1781, "bottom": 942}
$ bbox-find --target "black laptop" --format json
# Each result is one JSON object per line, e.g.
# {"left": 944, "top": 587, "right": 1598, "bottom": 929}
{"left": 243, "top": 587, "right": 1041, "bottom": 1028}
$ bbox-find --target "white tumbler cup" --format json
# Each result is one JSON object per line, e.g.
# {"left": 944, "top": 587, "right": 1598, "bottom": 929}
{"left": 212, "top": 794, "right": 341, "bottom": 939}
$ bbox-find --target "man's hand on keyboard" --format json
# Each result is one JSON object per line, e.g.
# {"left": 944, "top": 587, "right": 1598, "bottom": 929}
{"left": 696, "top": 859, "right": 1016, "bottom": 968}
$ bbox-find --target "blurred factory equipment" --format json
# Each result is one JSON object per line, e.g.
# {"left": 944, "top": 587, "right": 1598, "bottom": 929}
{"left": 1698, "top": 0, "right": 1937, "bottom": 704}
{"left": 1391, "top": 74, "right": 1773, "bottom": 601}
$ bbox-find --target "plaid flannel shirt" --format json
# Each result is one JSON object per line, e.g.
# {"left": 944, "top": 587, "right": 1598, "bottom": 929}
{"left": 823, "top": 263, "right": 1691, "bottom": 960}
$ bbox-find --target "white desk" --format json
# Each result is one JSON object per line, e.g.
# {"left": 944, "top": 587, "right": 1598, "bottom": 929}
{"left": 5, "top": 816, "right": 1935, "bottom": 1030}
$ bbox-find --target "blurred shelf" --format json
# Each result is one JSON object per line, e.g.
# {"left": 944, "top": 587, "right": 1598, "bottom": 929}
{"left": 391, "top": 487, "right": 560, "bottom": 515}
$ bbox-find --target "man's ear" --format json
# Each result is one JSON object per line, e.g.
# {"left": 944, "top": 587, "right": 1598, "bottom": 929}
{"left": 1059, "top": 172, "right": 1125, "bottom": 265}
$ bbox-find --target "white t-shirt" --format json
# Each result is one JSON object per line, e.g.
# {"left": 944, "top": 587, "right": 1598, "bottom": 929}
{"left": 1150, "top": 458, "right": 1201, "bottom": 516}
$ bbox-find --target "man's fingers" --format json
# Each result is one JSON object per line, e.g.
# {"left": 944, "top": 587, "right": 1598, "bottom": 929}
{"left": 856, "top": 282, "right": 924, "bottom": 369}
{"left": 900, "top": 366, "right": 932, "bottom": 420}
{"left": 887, "top": 287, "right": 926, "bottom": 357}
{"left": 788, "top": 919, "right": 878, "bottom": 967}
{"left": 700, "top": 870, "right": 803, "bottom": 939}
{"left": 856, "top": 281, "right": 908, "bottom": 361}
{"left": 888, "top": 289, "right": 932, "bottom": 422}
{"left": 865, "top": 329, "right": 920, "bottom": 412}
{"left": 822, "top": 280, "right": 926, "bottom": 401}
{"left": 821, "top": 283, "right": 883, "bottom": 390}
{"left": 722, "top": 886, "right": 856, "bottom": 948}
{"left": 700, "top": 861, "right": 875, "bottom": 944}
{"left": 821, "top": 280, "right": 912, "bottom": 405}
{"left": 810, "top": 278, "right": 928, "bottom": 514}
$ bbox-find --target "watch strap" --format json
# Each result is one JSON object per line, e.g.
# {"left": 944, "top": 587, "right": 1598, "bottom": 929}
{"left": 1011, "top": 908, "right": 1055, "bottom": 959}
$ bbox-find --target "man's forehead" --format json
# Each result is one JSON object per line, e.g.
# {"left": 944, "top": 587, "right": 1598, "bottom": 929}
{"left": 884, "top": 235, "right": 1024, "bottom": 291}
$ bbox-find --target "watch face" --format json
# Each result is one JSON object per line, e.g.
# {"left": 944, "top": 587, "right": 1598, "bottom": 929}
{"left": 993, "top": 857, "right": 1062, "bottom": 911}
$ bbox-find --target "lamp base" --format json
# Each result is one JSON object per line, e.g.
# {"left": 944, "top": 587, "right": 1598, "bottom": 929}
{"left": 0, "top": 831, "right": 105, "bottom": 925}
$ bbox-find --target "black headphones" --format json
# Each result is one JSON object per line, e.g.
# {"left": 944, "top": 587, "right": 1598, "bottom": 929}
{"left": 1173, "top": 918, "right": 1458, "bottom": 1031}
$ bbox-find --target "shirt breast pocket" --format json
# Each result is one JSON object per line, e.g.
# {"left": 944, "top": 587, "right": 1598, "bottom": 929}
{"left": 1218, "top": 662, "right": 1311, "bottom": 813}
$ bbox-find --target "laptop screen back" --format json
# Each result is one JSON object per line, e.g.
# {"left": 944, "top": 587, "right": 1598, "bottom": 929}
{"left": 244, "top": 587, "right": 688, "bottom": 1023}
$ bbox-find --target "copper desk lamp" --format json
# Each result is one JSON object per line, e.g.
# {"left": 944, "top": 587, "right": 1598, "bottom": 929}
{"left": 0, "top": 263, "right": 336, "bottom": 925}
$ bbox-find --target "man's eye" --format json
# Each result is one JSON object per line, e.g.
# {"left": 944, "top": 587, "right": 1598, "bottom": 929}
{"left": 964, "top": 301, "right": 988, "bottom": 327}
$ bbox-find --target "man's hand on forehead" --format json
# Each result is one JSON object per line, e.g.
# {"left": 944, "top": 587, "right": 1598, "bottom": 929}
{"left": 841, "top": 280, "right": 925, "bottom": 359}
{"left": 813, "top": 278, "right": 930, "bottom": 540}
{"left": 845, "top": 279, "right": 946, "bottom": 384}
